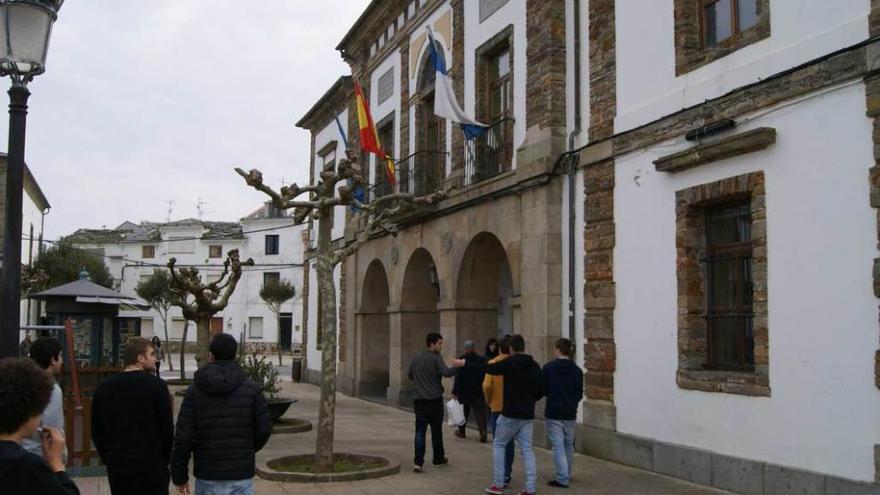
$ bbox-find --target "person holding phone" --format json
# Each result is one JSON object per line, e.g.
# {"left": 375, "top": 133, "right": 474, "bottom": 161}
{"left": 0, "top": 357, "right": 79, "bottom": 494}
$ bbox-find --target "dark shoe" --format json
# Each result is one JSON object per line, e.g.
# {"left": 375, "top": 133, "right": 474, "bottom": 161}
{"left": 547, "top": 480, "right": 569, "bottom": 488}
{"left": 454, "top": 429, "right": 466, "bottom": 439}
{"left": 480, "top": 434, "right": 488, "bottom": 443}
{"left": 432, "top": 457, "right": 449, "bottom": 466}
{"left": 519, "top": 492, "right": 536, "bottom": 495}
{"left": 413, "top": 464, "right": 423, "bottom": 473}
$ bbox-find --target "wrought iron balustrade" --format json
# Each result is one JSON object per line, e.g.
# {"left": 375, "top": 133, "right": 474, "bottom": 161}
{"left": 396, "top": 150, "right": 447, "bottom": 197}
{"left": 464, "top": 117, "right": 514, "bottom": 186}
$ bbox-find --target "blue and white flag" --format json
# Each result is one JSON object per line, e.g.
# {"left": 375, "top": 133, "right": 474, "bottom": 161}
{"left": 426, "top": 27, "right": 487, "bottom": 139}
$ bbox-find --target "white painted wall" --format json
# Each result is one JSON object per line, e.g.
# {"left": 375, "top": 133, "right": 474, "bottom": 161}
{"left": 615, "top": 0, "right": 870, "bottom": 132}
{"left": 463, "top": 0, "right": 527, "bottom": 168}
{"left": 312, "top": 108, "right": 350, "bottom": 242}
{"left": 565, "top": 0, "right": 590, "bottom": 150}
{"left": 612, "top": 83, "right": 880, "bottom": 482}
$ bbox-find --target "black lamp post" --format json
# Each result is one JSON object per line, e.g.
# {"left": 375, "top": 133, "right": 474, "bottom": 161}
{"left": 0, "top": 0, "right": 63, "bottom": 358}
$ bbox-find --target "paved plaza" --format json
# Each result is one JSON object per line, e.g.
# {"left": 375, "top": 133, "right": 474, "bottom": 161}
{"left": 74, "top": 377, "right": 733, "bottom": 495}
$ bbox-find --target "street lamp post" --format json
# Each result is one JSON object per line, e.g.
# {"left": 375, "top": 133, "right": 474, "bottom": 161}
{"left": 0, "top": 0, "right": 63, "bottom": 358}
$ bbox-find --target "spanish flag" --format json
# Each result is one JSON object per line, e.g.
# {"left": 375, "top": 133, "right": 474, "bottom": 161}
{"left": 354, "top": 81, "right": 396, "bottom": 186}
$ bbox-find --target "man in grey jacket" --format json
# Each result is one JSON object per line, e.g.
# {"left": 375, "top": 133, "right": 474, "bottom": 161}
{"left": 407, "top": 332, "right": 464, "bottom": 473}
{"left": 22, "top": 337, "right": 66, "bottom": 464}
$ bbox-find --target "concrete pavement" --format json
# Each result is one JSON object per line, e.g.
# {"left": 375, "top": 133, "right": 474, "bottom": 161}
{"left": 76, "top": 380, "right": 734, "bottom": 495}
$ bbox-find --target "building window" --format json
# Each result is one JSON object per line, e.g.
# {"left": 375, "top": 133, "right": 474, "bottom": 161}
{"left": 142, "top": 245, "right": 155, "bottom": 258}
{"left": 704, "top": 202, "right": 753, "bottom": 370}
{"left": 469, "top": 26, "right": 515, "bottom": 185}
{"left": 263, "top": 272, "right": 280, "bottom": 287}
{"left": 208, "top": 245, "right": 222, "bottom": 258}
{"left": 249, "top": 317, "right": 263, "bottom": 339}
{"left": 374, "top": 115, "right": 395, "bottom": 199}
{"left": 265, "top": 235, "right": 279, "bottom": 255}
{"left": 674, "top": 0, "right": 769, "bottom": 75}
{"left": 171, "top": 318, "right": 187, "bottom": 340}
{"left": 675, "top": 171, "right": 769, "bottom": 396}
{"left": 702, "top": 0, "right": 758, "bottom": 47}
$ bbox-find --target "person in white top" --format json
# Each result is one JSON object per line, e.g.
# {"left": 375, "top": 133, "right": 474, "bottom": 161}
{"left": 21, "top": 337, "right": 67, "bottom": 464}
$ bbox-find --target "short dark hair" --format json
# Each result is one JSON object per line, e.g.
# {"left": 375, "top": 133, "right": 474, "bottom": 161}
{"left": 510, "top": 334, "right": 525, "bottom": 353}
{"left": 0, "top": 358, "right": 53, "bottom": 434}
{"left": 555, "top": 337, "right": 572, "bottom": 357}
{"left": 210, "top": 333, "right": 238, "bottom": 361}
{"left": 123, "top": 337, "right": 153, "bottom": 366}
{"left": 29, "top": 337, "right": 62, "bottom": 369}
{"left": 426, "top": 332, "right": 443, "bottom": 347}
{"left": 498, "top": 336, "right": 511, "bottom": 354}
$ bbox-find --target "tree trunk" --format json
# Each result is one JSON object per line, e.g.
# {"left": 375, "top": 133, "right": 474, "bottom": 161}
{"left": 179, "top": 320, "right": 189, "bottom": 381}
{"left": 276, "top": 311, "right": 283, "bottom": 366}
{"left": 162, "top": 313, "right": 174, "bottom": 371}
{"left": 314, "top": 210, "right": 338, "bottom": 472}
{"left": 195, "top": 318, "right": 211, "bottom": 368}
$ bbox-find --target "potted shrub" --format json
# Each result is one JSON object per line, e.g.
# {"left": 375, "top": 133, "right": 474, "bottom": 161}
{"left": 238, "top": 353, "right": 295, "bottom": 422}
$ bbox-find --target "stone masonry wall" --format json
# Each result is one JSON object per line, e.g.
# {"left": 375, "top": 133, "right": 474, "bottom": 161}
{"left": 526, "top": 0, "right": 566, "bottom": 130}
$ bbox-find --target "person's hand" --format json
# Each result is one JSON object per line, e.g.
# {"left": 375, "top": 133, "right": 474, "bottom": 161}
{"left": 452, "top": 358, "right": 465, "bottom": 368}
{"left": 176, "top": 483, "right": 190, "bottom": 494}
{"left": 40, "top": 427, "right": 66, "bottom": 472}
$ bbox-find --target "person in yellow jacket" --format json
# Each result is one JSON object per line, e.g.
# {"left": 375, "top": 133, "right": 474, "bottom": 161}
{"left": 482, "top": 336, "right": 514, "bottom": 488}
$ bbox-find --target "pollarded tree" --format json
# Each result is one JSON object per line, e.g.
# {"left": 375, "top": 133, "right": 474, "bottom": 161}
{"left": 236, "top": 151, "right": 446, "bottom": 471}
{"left": 259, "top": 278, "right": 296, "bottom": 366}
{"left": 167, "top": 249, "right": 254, "bottom": 367}
{"left": 136, "top": 269, "right": 176, "bottom": 371}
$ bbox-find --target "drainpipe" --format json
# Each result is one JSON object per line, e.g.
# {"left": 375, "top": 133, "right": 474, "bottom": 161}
{"left": 567, "top": 0, "right": 582, "bottom": 352}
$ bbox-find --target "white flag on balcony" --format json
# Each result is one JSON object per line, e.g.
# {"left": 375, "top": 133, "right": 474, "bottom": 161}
{"left": 426, "top": 27, "right": 487, "bottom": 140}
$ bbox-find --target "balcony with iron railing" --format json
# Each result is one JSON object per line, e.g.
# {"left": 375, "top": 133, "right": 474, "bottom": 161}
{"left": 396, "top": 150, "right": 447, "bottom": 197}
{"left": 464, "top": 117, "right": 514, "bottom": 187}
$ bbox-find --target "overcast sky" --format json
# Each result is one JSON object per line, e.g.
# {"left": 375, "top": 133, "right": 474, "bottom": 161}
{"left": 1, "top": 1, "right": 370, "bottom": 240}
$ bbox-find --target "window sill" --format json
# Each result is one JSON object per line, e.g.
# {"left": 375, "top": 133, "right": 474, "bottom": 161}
{"left": 676, "top": 369, "right": 770, "bottom": 397}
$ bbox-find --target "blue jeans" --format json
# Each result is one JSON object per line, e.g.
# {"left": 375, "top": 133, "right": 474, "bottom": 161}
{"left": 489, "top": 412, "right": 514, "bottom": 483}
{"left": 195, "top": 478, "right": 253, "bottom": 495}
{"left": 546, "top": 419, "right": 576, "bottom": 485}
{"left": 493, "top": 416, "right": 536, "bottom": 493}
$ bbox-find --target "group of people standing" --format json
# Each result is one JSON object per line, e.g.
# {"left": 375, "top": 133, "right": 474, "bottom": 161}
{"left": 0, "top": 333, "right": 272, "bottom": 495}
{"left": 408, "top": 333, "right": 584, "bottom": 495}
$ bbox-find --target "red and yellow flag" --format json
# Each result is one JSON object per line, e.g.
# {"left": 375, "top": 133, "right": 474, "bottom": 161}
{"left": 354, "top": 81, "right": 396, "bottom": 186}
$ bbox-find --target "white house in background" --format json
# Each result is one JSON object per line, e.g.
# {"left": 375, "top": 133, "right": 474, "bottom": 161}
{"left": 64, "top": 203, "right": 305, "bottom": 353}
{"left": 0, "top": 156, "right": 52, "bottom": 330}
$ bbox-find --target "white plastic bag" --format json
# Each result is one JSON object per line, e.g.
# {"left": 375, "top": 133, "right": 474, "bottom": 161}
{"left": 446, "top": 398, "right": 466, "bottom": 427}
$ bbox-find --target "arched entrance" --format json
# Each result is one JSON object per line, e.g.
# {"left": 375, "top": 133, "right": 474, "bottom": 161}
{"left": 455, "top": 232, "right": 515, "bottom": 353}
{"left": 389, "top": 248, "right": 440, "bottom": 404}
{"left": 356, "top": 260, "right": 390, "bottom": 401}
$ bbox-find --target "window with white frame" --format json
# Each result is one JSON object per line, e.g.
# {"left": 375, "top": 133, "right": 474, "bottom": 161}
{"left": 249, "top": 317, "right": 264, "bottom": 339}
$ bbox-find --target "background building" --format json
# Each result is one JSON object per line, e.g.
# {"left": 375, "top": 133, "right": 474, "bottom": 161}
{"left": 65, "top": 203, "right": 305, "bottom": 354}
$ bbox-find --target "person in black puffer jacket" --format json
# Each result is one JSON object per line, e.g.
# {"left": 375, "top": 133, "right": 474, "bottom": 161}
{"left": 171, "top": 334, "right": 272, "bottom": 494}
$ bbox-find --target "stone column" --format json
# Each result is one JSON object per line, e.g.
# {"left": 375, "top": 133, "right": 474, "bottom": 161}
{"left": 399, "top": 39, "right": 411, "bottom": 161}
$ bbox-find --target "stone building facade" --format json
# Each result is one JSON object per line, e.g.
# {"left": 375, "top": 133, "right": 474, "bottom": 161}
{"left": 298, "top": 0, "right": 880, "bottom": 492}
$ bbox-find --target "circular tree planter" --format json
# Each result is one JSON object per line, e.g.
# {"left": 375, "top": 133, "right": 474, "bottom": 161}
{"left": 257, "top": 453, "right": 399, "bottom": 483}
{"left": 267, "top": 397, "right": 296, "bottom": 423}
{"left": 272, "top": 417, "right": 312, "bottom": 434}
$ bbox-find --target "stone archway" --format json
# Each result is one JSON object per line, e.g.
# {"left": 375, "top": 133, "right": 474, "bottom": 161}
{"left": 455, "top": 232, "right": 515, "bottom": 354}
{"left": 356, "top": 259, "right": 391, "bottom": 402}
{"left": 387, "top": 248, "right": 440, "bottom": 405}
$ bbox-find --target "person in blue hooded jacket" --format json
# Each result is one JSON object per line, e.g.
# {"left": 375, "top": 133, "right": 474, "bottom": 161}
{"left": 542, "top": 338, "right": 583, "bottom": 489}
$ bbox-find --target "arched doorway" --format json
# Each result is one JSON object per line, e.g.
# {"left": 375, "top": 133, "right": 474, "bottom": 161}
{"left": 357, "top": 260, "right": 390, "bottom": 401}
{"left": 455, "top": 232, "right": 515, "bottom": 352}
{"left": 393, "top": 248, "right": 441, "bottom": 402}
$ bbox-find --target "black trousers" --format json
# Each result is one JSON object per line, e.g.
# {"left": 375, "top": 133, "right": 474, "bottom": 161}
{"left": 107, "top": 463, "right": 169, "bottom": 495}
{"left": 413, "top": 398, "right": 445, "bottom": 466}
{"left": 458, "top": 395, "right": 488, "bottom": 439}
